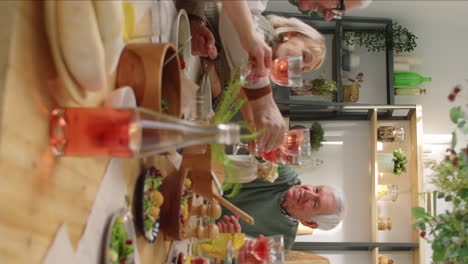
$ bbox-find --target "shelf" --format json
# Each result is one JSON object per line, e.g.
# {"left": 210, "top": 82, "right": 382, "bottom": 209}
{"left": 410, "top": 105, "right": 425, "bottom": 264}
{"left": 370, "top": 109, "right": 378, "bottom": 243}
{"left": 372, "top": 247, "right": 379, "bottom": 264}
{"left": 289, "top": 105, "right": 424, "bottom": 264}
{"left": 265, "top": 13, "right": 395, "bottom": 120}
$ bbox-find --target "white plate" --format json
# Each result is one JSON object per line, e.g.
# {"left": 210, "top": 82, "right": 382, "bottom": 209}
{"left": 171, "top": 9, "right": 192, "bottom": 74}
{"left": 104, "top": 208, "right": 136, "bottom": 264}
{"left": 44, "top": 0, "right": 111, "bottom": 106}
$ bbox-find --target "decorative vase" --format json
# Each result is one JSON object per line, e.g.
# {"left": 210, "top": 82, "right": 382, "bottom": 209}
{"left": 377, "top": 154, "right": 395, "bottom": 174}
{"left": 343, "top": 84, "right": 359, "bottom": 102}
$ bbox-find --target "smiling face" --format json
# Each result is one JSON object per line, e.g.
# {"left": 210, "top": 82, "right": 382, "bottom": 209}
{"left": 296, "top": 0, "right": 364, "bottom": 21}
{"left": 282, "top": 185, "right": 337, "bottom": 223}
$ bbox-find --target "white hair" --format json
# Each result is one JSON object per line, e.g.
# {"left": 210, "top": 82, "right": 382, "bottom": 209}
{"left": 266, "top": 14, "right": 326, "bottom": 71}
{"left": 310, "top": 186, "right": 345, "bottom": 230}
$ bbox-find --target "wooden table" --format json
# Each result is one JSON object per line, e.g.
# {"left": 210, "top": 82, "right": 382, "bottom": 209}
{"left": 0, "top": 1, "right": 201, "bottom": 263}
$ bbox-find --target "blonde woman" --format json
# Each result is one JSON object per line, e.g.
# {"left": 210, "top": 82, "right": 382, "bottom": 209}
{"left": 219, "top": 12, "right": 327, "bottom": 153}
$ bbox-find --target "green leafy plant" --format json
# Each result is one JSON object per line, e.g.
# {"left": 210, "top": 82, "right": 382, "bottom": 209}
{"left": 310, "top": 122, "right": 325, "bottom": 151}
{"left": 312, "top": 74, "right": 336, "bottom": 96}
{"left": 412, "top": 84, "right": 468, "bottom": 264}
{"left": 210, "top": 64, "right": 264, "bottom": 197}
{"left": 392, "top": 149, "right": 407, "bottom": 176}
{"left": 344, "top": 22, "right": 418, "bottom": 54}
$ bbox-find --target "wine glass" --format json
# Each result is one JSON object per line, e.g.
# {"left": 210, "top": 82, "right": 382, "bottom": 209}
{"left": 232, "top": 129, "right": 311, "bottom": 165}
{"left": 240, "top": 56, "right": 303, "bottom": 87}
{"left": 226, "top": 235, "right": 284, "bottom": 264}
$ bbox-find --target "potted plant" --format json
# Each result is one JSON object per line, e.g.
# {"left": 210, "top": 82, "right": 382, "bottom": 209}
{"left": 344, "top": 22, "right": 418, "bottom": 54}
{"left": 310, "top": 122, "right": 325, "bottom": 152}
{"left": 343, "top": 72, "right": 364, "bottom": 102}
{"left": 412, "top": 84, "right": 467, "bottom": 264}
{"left": 290, "top": 123, "right": 326, "bottom": 152}
{"left": 377, "top": 149, "right": 407, "bottom": 176}
{"left": 311, "top": 74, "right": 336, "bottom": 96}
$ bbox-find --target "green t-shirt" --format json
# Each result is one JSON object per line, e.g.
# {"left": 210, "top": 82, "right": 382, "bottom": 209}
{"left": 222, "top": 165, "right": 301, "bottom": 251}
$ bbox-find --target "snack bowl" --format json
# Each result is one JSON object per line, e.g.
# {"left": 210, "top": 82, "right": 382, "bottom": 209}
{"left": 116, "top": 43, "right": 181, "bottom": 117}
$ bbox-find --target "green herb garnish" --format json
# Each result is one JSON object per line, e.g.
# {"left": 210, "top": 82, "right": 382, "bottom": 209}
{"left": 161, "top": 99, "right": 169, "bottom": 114}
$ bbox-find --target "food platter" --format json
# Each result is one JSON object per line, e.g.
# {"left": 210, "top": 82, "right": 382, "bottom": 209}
{"left": 134, "top": 166, "right": 164, "bottom": 243}
{"left": 159, "top": 168, "right": 193, "bottom": 240}
{"left": 104, "top": 208, "right": 136, "bottom": 264}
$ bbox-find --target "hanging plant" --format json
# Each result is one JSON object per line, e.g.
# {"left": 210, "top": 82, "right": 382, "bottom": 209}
{"left": 312, "top": 74, "right": 336, "bottom": 96}
{"left": 344, "top": 22, "right": 418, "bottom": 54}
{"left": 310, "top": 122, "right": 325, "bottom": 151}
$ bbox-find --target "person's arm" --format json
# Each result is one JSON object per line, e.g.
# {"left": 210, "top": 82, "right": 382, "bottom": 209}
{"left": 221, "top": 1, "right": 271, "bottom": 78}
{"left": 247, "top": 91, "right": 286, "bottom": 153}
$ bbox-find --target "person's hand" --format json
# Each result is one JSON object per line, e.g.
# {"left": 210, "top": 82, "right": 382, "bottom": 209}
{"left": 217, "top": 215, "right": 241, "bottom": 233}
{"left": 242, "top": 35, "right": 272, "bottom": 80}
{"left": 189, "top": 22, "right": 217, "bottom": 59}
{"left": 248, "top": 94, "right": 286, "bottom": 154}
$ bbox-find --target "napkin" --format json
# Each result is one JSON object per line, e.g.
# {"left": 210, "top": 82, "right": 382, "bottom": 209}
{"left": 42, "top": 225, "right": 77, "bottom": 264}
{"left": 104, "top": 86, "right": 137, "bottom": 108}
{"left": 42, "top": 159, "right": 137, "bottom": 264}
{"left": 75, "top": 159, "right": 140, "bottom": 264}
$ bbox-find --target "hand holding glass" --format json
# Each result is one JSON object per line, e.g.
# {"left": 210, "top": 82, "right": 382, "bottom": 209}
{"left": 240, "top": 56, "right": 303, "bottom": 87}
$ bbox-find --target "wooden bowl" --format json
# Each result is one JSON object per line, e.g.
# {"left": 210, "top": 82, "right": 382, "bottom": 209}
{"left": 159, "top": 168, "right": 192, "bottom": 240}
{"left": 116, "top": 43, "right": 182, "bottom": 117}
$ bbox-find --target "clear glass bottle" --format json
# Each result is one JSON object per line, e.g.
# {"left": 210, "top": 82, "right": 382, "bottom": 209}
{"left": 50, "top": 107, "right": 240, "bottom": 158}
{"left": 377, "top": 184, "right": 399, "bottom": 202}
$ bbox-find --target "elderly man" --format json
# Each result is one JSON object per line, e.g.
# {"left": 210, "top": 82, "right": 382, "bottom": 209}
{"left": 217, "top": 164, "right": 345, "bottom": 251}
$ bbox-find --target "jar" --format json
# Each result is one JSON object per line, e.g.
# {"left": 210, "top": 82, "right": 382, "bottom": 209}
{"left": 377, "top": 126, "right": 405, "bottom": 142}
{"left": 378, "top": 217, "right": 392, "bottom": 230}
{"left": 377, "top": 184, "right": 399, "bottom": 202}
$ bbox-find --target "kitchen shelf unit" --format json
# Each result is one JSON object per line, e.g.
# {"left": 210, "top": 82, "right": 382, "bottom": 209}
{"left": 263, "top": 12, "right": 395, "bottom": 120}
{"left": 291, "top": 105, "right": 425, "bottom": 264}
